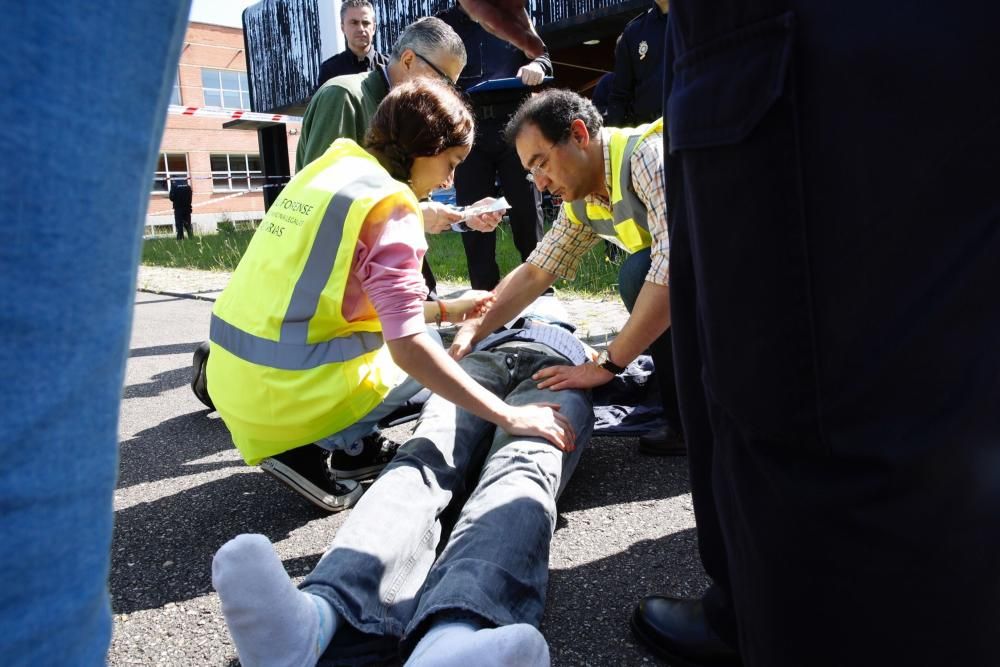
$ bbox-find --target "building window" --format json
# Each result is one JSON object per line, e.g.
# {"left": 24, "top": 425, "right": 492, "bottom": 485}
{"left": 201, "top": 68, "right": 250, "bottom": 109}
{"left": 170, "top": 72, "right": 182, "bottom": 105}
{"left": 211, "top": 153, "right": 264, "bottom": 191}
{"left": 152, "top": 153, "right": 189, "bottom": 193}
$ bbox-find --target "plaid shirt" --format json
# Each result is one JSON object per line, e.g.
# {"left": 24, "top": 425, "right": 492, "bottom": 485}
{"left": 527, "top": 126, "right": 669, "bottom": 286}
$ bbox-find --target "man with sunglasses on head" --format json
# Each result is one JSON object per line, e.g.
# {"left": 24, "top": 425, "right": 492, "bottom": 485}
{"left": 450, "top": 89, "right": 683, "bottom": 458}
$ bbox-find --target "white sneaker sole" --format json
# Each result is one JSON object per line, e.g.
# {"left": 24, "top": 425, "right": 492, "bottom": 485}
{"left": 260, "top": 458, "right": 363, "bottom": 512}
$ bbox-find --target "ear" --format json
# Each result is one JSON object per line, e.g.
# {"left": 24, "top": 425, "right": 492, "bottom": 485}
{"left": 570, "top": 118, "right": 591, "bottom": 147}
{"left": 399, "top": 49, "right": 415, "bottom": 71}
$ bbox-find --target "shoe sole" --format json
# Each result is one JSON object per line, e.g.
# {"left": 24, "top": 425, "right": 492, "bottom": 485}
{"left": 190, "top": 343, "right": 215, "bottom": 410}
{"left": 260, "top": 458, "right": 363, "bottom": 512}
{"left": 328, "top": 463, "right": 387, "bottom": 481}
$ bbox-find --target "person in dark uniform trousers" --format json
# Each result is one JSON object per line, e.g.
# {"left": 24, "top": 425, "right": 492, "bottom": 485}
{"left": 436, "top": 3, "right": 550, "bottom": 291}
{"left": 630, "top": 3, "right": 1000, "bottom": 667}
{"left": 607, "top": 0, "right": 668, "bottom": 127}
{"left": 609, "top": 4, "right": 679, "bottom": 455}
{"left": 315, "top": 0, "right": 388, "bottom": 91}
{"left": 168, "top": 177, "right": 193, "bottom": 240}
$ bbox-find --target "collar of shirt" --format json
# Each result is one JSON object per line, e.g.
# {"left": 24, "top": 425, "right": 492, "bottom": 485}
{"left": 583, "top": 128, "right": 613, "bottom": 209}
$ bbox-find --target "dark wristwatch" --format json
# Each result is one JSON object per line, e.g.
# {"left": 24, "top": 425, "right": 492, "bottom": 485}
{"left": 595, "top": 349, "right": 626, "bottom": 375}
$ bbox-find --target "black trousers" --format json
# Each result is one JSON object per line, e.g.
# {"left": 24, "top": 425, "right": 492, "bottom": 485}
{"left": 453, "top": 116, "right": 543, "bottom": 290}
{"left": 173, "top": 208, "right": 192, "bottom": 239}
{"left": 666, "top": 3, "right": 1000, "bottom": 665}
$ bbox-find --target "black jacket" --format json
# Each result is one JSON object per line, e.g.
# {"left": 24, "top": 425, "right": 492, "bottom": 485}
{"left": 608, "top": 4, "right": 668, "bottom": 126}
{"left": 315, "top": 48, "right": 388, "bottom": 91}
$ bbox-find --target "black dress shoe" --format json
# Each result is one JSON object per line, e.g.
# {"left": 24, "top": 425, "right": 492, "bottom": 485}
{"left": 638, "top": 426, "right": 686, "bottom": 456}
{"left": 630, "top": 595, "right": 741, "bottom": 667}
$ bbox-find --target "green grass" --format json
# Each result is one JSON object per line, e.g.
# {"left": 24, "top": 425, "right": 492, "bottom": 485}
{"left": 142, "top": 228, "right": 257, "bottom": 272}
{"left": 426, "top": 223, "right": 624, "bottom": 296}
{"left": 142, "top": 222, "right": 624, "bottom": 296}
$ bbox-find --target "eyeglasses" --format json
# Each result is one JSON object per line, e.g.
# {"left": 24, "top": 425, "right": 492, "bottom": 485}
{"left": 412, "top": 51, "right": 456, "bottom": 87}
{"left": 526, "top": 138, "right": 565, "bottom": 184}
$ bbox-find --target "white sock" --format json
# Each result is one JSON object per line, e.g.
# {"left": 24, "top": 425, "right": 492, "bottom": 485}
{"left": 212, "top": 534, "right": 339, "bottom": 667}
{"left": 406, "top": 620, "right": 550, "bottom": 667}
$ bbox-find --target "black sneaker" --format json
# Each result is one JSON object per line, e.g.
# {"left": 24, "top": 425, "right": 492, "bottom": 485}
{"left": 191, "top": 341, "right": 215, "bottom": 410}
{"left": 260, "top": 444, "right": 362, "bottom": 512}
{"left": 328, "top": 432, "right": 402, "bottom": 481}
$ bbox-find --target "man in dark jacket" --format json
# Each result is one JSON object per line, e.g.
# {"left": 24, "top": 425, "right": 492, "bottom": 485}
{"left": 168, "top": 177, "right": 193, "bottom": 240}
{"left": 437, "top": 2, "right": 551, "bottom": 291}
{"left": 314, "top": 0, "right": 388, "bottom": 91}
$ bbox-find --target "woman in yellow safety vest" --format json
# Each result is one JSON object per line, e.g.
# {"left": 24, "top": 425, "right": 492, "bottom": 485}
{"left": 206, "top": 79, "right": 576, "bottom": 511}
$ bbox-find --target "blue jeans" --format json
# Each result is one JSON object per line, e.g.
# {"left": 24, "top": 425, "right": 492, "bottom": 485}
{"left": 617, "top": 247, "right": 652, "bottom": 313}
{"left": 301, "top": 345, "right": 594, "bottom": 663}
{"left": 0, "top": 2, "right": 191, "bottom": 664}
{"left": 316, "top": 328, "right": 441, "bottom": 454}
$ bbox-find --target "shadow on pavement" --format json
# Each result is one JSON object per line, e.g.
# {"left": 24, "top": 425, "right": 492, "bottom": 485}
{"left": 122, "top": 366, "right": 194, "bottom": 399}
{"left": 111, "top": 470, "right": 338, "bottom": 615}
{"left": 117, "top": 411, "right": 235, "bottom": 489}
{"left": 129, "top": 342, "right": 199, "bottom": 358}
{"left": 556, "top": 437, "right": 691, "bottom": 514}
{"left": 543, "top": 528, "right": 709, "bottom": 666}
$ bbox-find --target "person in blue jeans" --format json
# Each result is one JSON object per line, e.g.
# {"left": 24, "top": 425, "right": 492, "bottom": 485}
{"left": 1, "top": 1, "right": 192, "bottom": 664}
{"left": 212, "top": 319, "right": 594, "bottom": 667}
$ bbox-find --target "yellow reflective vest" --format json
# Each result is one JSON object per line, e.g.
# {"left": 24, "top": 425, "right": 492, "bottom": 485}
{"left": 563, "top": 119, "right": 663, "bottom": 252}
{"left": 207, "top": 139, "right": 419, "bottom": 464}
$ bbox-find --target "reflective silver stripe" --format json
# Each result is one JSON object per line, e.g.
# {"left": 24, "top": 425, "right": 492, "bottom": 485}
{"left": 211, "top": 313, "right": 384, "bottom": 371}
{"left": 570, "top": 200, "right": 590, "bottom": 225}
{"left": 280, "top": 172, "right": 396, "bottom": 344}
{"left": 571, "top": 199, "right": 618, "bottom": 237}
{"left": 614, "top": 133, "right": 649, "bottom": 230}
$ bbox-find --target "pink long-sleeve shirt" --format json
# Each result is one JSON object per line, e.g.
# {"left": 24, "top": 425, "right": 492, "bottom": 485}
{"left": 340, "top": 198, "right": 429, "bottom": 340}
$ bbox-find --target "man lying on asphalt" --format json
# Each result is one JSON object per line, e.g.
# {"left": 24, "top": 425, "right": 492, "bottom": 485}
{"left": 212, "top": 315, "right": 594, "bottom": 666}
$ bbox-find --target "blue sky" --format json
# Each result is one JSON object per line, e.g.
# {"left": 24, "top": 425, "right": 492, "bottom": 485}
{"left": 189, "top": 0, "right": 261, "bottom": 28}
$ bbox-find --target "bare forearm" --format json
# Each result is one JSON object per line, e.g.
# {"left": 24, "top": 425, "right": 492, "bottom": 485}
{"left": 388, "top": 333, "right": 508, "bottom": 423}
{"left": 472, "top": 263, "right": 557, "bottom": 343}
{"left": 607, "top": 281, "right": 671, "bottom": 366}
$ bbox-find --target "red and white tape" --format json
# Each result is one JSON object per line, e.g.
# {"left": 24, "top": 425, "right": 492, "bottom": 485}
{"left": 167, "top": 104, "right": 302, "bottom": 124}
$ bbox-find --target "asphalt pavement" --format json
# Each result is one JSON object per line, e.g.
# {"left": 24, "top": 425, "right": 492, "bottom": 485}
{"left": 109, "top": 291, "right": 708, "bottom": 666}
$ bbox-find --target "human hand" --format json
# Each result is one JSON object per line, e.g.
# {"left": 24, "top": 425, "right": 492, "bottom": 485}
{"left": 517, "top": 62, "right": 546, "bottom": 86}
{"left": 463, "top": 197, "right": 506, "bottom": 232}
{"left": 457, "top": 0, "right": 546, "bottom": 59}
{"left": 420, "top": 200, "right": 463, "bottom": 234}
{"left": 448, "top": 319, "right": 481, "bottom": 360}
{"left": 443, "top": 290, "right": 495, "bottom": 322}
{"left": 499, "top": 402, "right": 576, "bottom": 451}
{"left": 533, "top": 362, "right": 614, "bottom": 391}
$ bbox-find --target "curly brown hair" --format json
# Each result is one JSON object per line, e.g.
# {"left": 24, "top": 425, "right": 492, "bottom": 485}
{"left": 364, "top": 79, "right": 474, "bottom": 182}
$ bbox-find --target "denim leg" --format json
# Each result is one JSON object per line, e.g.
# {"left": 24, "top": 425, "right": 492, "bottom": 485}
{"left": 617, "top": 247, "right": 652, "bottom": 313}
{"left": 402, "top": 350, "right": 594, "bottom": 653}
{"left": 317, "top": 328, "right": 441, "bottom": 453}
{"left": 301, "top": 350, "right": 513, "bottom": 652}
{"left": 0, "top": 2, "right": 191, "bottom": 664}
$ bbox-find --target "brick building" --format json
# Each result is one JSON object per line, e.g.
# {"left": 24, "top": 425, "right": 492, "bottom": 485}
{"left": 146, "top": 21, "right": 301, "bottom": 235}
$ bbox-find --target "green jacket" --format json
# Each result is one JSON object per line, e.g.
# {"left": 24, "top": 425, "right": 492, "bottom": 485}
{"left": 295, "top": 68, "right": 389, "bottom": 171}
